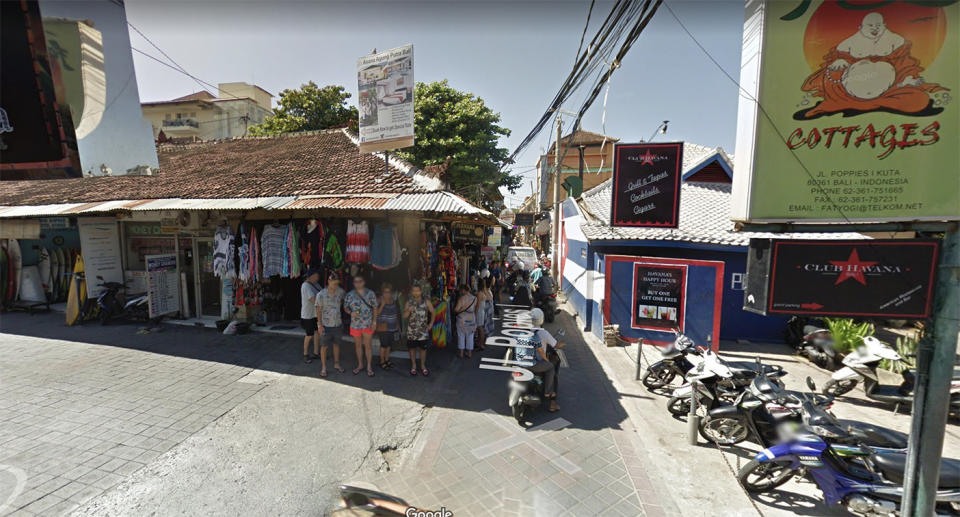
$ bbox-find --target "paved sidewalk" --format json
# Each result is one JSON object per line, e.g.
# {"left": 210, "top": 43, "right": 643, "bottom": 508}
{"left": 360, "top": 307, "right": 680, "bottom": 517}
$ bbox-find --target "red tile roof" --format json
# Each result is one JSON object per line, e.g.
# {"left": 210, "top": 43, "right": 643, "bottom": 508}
{"left": 0, "top": 129, "right": 423, "bottom": 206}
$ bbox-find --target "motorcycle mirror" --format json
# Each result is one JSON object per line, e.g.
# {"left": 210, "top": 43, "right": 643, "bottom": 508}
{"left": 806, "top": 376, "right": 817, "bottom": 392}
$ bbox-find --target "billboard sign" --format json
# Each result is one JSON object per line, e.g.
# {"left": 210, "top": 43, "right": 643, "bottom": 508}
{"left": 749, "top": 239, "right": 939, "bottom": 318}
{"left": 732, "top": 1, "right": 960, "bottom": 222}
{"left": 357, "top": 44, "right": 414, "bottom": 153}
{"left": 611, "top": 142, "right": 683, "bottom": 228}
{"left": 514, "top": 213, "right": 535, "bottom": 226}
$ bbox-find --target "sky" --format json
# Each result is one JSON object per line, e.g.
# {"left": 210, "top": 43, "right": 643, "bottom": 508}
{"left": 126, "top": 0, "right": 746, "bottom": 208}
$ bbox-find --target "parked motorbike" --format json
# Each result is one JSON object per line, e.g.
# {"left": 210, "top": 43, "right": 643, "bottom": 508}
{"left": 738, "top": 416, "right": 960, "bottom": 515}
{"left": 784, "top": 317, "right": 839, "bottom": 370}
{"left": 667, "top": 348, "right": 787, "bottom": 417}
{"left": 701, "top": 373, "right": 908, "bottom": 452}
{"left": 96, "top": 276, "right": 150, "bottom": 325}
{"left": 641, "top": 332, "right": 703, "bottom": 390}
{"left": 824, "top": 336, "right": 960, "bottom": 414}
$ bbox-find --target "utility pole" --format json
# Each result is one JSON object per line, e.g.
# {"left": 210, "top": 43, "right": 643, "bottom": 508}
{"left": 902, "top": 226, "right": 960, "bottom": 514}
{"left": 552, "top": 116, "right": 562, "bottom": 279}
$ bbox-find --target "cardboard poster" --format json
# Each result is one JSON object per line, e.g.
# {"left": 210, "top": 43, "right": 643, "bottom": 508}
{"left": 632, "top": 264, "right": 687, "bottom": 330}
{"left": 77, "top": 217, "right": 122, "bottom": 299}
{"left": 732, "top": 1, "right": 960, "bottom": 222}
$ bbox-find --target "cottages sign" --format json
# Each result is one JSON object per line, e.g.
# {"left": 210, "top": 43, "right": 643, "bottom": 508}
{"left": 610, "top": 143, "right": 683, "bottom": 228}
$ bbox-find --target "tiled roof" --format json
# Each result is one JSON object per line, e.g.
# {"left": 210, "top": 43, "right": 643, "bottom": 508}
{"left": 560, "top": 130, "right": 619, "bottom": 146}
{"left": 578, "top": 179, "right": 866, "bottom": 246}
{"left": 0, "top": 129, "right": 424, "bottom": 206}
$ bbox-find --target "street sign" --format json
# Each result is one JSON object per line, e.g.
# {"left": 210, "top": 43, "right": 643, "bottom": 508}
{"left": 744, "top": 238, "right": 939, "bottom": 318}
{"left": 610, "top": 142, "right": 683, "bottom": 228}
{"left": 514, "top": 213, "right": 535, "bottom": 226}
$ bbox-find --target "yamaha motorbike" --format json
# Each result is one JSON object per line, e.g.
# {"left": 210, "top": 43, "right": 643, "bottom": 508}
{"left": 96, "top": 276, "right": 150, "bottom": 325}
{"left": 738, "top": 423, "right": 960, "bottom": 515}
{"left": 642, "top": 332, "right": 703, "bottom": 390}
{"left": 702, "top": 373, "right": 908, "bottom": 452}
{"left": 824, "top": 336, "right": 960, "bottom": 414}
{"left": 667, "top": 349, "right": 787, "bottom": 417}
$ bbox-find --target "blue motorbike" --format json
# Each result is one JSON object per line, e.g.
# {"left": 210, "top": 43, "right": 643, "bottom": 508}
{"left": 738, "top": 381, "right": 960, "bottom": 516}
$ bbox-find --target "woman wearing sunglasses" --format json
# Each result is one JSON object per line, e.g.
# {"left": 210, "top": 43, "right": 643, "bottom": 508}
{"left": 345, "top": 275, "right": 378, "bottom": 376}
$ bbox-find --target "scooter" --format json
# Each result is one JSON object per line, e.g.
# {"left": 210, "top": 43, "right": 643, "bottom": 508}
{"left": 96, "top": 276, "right": 150, "bottom": 325}
{"left": 505, "top": 341, "right": 548, "bottom": 424}
{"left": 738, "top": 420, "right": 960, "bottom": 515}
{"left": 702, "top": 373, "right": 908, "bottom": 452}
{"left": 667, "top": 348, "right": 787, "bottom": 417}
{"left": 641, "top": 332, "right": 704, "bottom": 390}
{"left": 801, "top": 326, "right": 840, "bottom": 371}
{"left": 824, "top": 336, "right": 960, "bottom": 413}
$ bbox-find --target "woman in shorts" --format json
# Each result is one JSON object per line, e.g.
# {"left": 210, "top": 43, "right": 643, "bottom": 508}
{"left": 403, "top": 283, "right": 435, "bottom": 376}
{"left": 345, "top": 275, "right": 378, "bottom": 377}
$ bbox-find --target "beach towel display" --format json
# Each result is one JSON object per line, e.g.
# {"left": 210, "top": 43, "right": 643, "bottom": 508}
{"left": 345, "top": 219, "right": 370, "bottom": 263}
{"left": 301, "top": 220, "right": 323, "bottom": 269}
{"left": 370, "top": 223, "right": 400, "bottom": 270}
{"left": 260, "top": 223, "right": 286, "bottom": 278}
{"left": 248, "top": 227, "right": 261, "bottom": 282}
{"left": 237, "top": 224, "right": 250, "bottom": 282}
{"left": 431, "top": 298, "right": 449, "bottom": 349}
{"left": 324, "top": 233, "right": 344, "bottom": 270}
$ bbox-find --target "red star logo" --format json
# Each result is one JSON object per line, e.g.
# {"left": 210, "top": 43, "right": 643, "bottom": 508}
{"left": 829, "top": 249, "right": 878, "bottom": 286}
{"left": 638, "top": 150, "right": 657, "bottom": 166}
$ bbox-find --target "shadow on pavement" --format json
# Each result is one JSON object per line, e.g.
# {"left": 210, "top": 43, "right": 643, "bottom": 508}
{"left": 0, "top": 299, "right": 632, "bottom": 433}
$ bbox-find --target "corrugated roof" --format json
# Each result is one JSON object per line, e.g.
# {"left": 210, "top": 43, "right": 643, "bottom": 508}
{"left": 579, "top": 179, "right": 866, "bottom": 246}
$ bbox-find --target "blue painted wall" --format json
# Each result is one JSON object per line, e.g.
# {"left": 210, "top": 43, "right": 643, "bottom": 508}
{"left": 588, "top": 244, "right": 789, "bottom": 343}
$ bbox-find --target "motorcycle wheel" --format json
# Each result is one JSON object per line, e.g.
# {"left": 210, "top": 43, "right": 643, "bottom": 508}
{"left": 512, "top": 404, "right": 525, "bottom": 424}
{"left": 667, "top": 395, "right": 692, "bottom": 417}
{"left": 545, "top": 310, "right": 555, "bottom": 323}
{"left": 642, "top": 367, "right": 677, "bottom": 390}
{"left": 700, "top": 416, "right": 750, "bottom": 446}
{"left": 823, "top": 379, "right": 857, "bottom": 397}
{"left": 738, "top": 459, "right": 796, "bottom": 493}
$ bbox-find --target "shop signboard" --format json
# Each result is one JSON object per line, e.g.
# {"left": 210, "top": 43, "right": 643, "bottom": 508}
{"left": 357, "top": 44, "right": 414, "bottom": 153}
{"left": 632, "top": 264, "right": 686, "bottom": 331}
{"left": 40, "top": 217, "right": 70, "bottom": 230}
{"left": 610, "top": 142, "right": 683, "bottom": 228}
{"left": 731, "top": 1, "right": 960, "bottom": 222}
{"left": 452, "top": 222, "right": 484, "bottom": 244}
{"left": 145, "top": 253, "right": 179, "bottom": 318}
{"left": 514, "top": 213, "right": 535, "bottom": 227}
{"left": 487, "top": 227, "right": 502, "bottom": 247}
{"left": 745, "top": 239, "right": 939, "bottom": 318}
{"left": 77, "top": 217, "right": 122, "bottom": 299}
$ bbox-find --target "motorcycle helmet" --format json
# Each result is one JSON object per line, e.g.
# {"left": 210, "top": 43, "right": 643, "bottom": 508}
{"left": 515, "top": 260, "right": 525, "bottom": 271}
{"left": 529, "top": 308, "right": 545, "bottom": 326}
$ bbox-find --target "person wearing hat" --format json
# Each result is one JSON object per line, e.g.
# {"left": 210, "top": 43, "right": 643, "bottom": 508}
{"left": 315, "top": 272, "right": 346, "bottom": 377}
{"left": 300, "top": 269, "right": 322, "bottom": 364}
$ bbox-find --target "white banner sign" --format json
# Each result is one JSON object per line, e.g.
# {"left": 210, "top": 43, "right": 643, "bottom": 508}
{"left": 77, "top": 217, "right": 122, "bottom": 299}
{"left": 145, "top": 254, "right": 179, "bottom": 318}
{"left": 357, "top": 44, "right": 414, "bottom": 153}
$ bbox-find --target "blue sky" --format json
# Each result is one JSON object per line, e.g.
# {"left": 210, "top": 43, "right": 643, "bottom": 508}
{"left": 126, "top": 0, "right": 745, "bottom": 207}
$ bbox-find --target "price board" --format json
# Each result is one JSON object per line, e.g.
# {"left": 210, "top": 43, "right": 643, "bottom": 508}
{"left": 145, "top": 254, "right": 179, "bottom": 318}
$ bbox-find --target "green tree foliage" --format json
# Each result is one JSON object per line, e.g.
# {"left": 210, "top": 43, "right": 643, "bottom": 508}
{"left": 398, "top": 80, "right": 520, "bottom": 208}
{"left": 248, "top": 82, "right": 358, "bottom": 135}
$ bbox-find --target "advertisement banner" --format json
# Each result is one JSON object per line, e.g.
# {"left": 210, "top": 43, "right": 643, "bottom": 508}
{"left": 487, "top": 227, "right": 502, "bottom": 248}
{"left": 77, "top": 217, "right": 122, "bottom": 299}
{"left": 514, "top": 213, "right": 535, "bottom": 227}
{"left": 145, "top": 254, "right": 179, "bottom": 318}
{"left": 611, "top": 143, "right": 683, "bottom": 228}
{"left": 632, "top": 264, "right": 687, "bottom": 331}
{"left": 357, "top": 44, "right": 414, "bottom": 153}
{"left": 763, "top": 239, "right": 939, "bottom": 318}
{"left": 732, "top": 1, "right": 960, "bottom": 222}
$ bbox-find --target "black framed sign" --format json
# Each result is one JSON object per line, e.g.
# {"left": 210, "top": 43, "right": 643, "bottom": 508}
{"left": 514, "top": 213, "right": 535, "bottom": 226}
{"left": 611, "top": 142, "right": 683, "bottom": 227}
{"left": 764, "top": 240, "right": 939, "bottom": 318}
{"left": 631, "top": 263, "right": 686, "bottom": 330}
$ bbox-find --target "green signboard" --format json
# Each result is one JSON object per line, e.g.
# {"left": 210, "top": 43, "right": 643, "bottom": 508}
{"left": 732, "top": 0, "right": 960, "bottom": 222}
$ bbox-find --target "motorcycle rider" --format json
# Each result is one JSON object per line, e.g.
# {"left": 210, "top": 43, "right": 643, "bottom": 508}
{"left": 529, "top": 308, "right": 563, "bottom": 412}
{"left": 533, "top": 266, "right": 556, "bottom": 306}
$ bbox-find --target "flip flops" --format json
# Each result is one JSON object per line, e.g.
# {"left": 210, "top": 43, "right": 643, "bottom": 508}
{"left": 421, "top": 368, "right": 429, "bottom": 377}
{"left": 410, "top": 369, "right": 418, "bottom": 376}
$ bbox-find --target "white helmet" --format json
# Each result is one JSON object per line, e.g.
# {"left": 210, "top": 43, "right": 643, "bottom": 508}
{"left": 529, "top": 308, "right": 545, "bottom": 326}
{"left": 515, "top": 260, "right": 525, "bottom": 271}
{"left": 480, "top": 268, "right": 490, "bottom": 279}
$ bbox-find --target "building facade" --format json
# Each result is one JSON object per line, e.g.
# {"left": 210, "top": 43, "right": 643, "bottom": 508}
{"left": 141, "top": 82, "right": 273, "bottom": 141}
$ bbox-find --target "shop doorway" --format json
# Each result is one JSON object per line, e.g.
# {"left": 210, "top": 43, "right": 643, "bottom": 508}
{"left": 195, "top": 239, "right": 220, "bottom": 318}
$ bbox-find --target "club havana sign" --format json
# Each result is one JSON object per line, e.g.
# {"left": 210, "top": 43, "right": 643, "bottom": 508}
{"left": 767, "top": 239, "right": 939, "bottom": 318}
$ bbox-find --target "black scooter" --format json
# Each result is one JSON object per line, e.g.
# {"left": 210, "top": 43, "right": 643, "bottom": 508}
{"left": 641, "top": 332, "right": 703, "bottom": 390}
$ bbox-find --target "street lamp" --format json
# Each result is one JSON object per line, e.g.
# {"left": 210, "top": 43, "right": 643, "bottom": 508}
{"left": 647, "top": 120, "right": 669, "bottom": 142}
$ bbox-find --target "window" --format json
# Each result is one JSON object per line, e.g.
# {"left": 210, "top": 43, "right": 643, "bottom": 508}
{"left": 176, "top": 113, "right": 182, "bottom": 119}
{"left": 730, "top": 272, "right": 745, "bottom": 291}
{"left": 190, "top": 112, "right": 196, "bottom": 118}
{"left": 164, "top": 114, "right": 171, "bottom": 120}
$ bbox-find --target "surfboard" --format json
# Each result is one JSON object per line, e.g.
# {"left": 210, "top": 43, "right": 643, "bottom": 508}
{"left": 66, "top": 253, "right": 85, "bottom": 325}
{"left": 8, "top": 240, "right": 22, "bottom": 302}
{"left": 55, "top": 248, "right": 66, "bottom": 301}
{"left": 52, "top": 248, "right": 63, "bottom": 302}
{"left": 0, "top": 246, "right": 8, "bottom": 303}
{"left": 38, "top": 248, "right": 51, "bottom": 297}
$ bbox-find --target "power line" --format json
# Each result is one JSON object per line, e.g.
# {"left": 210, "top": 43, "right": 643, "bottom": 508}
{"left": 127, "top": 22, "right": 215, "bottom": 97}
